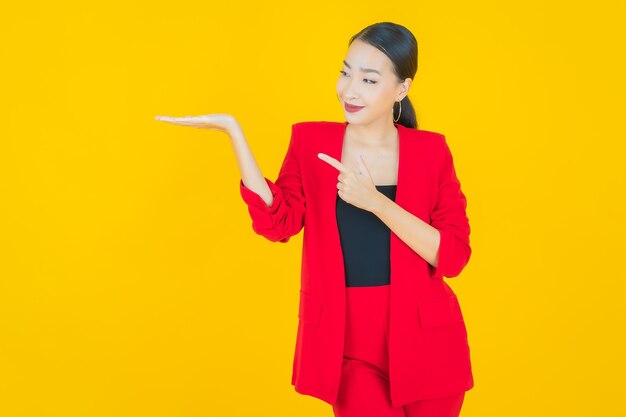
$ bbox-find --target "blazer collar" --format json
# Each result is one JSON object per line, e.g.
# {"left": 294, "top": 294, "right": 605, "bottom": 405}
{"left": 327, "top": 121, "right": 407, "bottom": 206}
{"left": 321, "top": 120, "right": 411, "bottom": 288}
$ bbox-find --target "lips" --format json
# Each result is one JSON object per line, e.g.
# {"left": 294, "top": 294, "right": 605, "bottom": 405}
{"left": 344, "top": 102, "right": 365, "bottom": 112}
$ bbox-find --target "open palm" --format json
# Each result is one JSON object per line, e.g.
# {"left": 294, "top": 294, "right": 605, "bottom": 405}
{"left": 155, "top": 113, "right": 238, "bottom": 134}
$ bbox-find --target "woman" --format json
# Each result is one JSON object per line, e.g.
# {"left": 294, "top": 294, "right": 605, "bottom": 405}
{"left": 156, "top": 21, "right": 473, "bottom": 417}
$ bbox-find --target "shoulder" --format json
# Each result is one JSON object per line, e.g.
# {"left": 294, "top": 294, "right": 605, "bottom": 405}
{"left": 402, "top": 126, "right": 450, "bottom": 155}
{"left": 406, "top": 126, "right": 446, "bottom": 143}
{"left": 402, "top": 127, "right": 458, "bottom": 176}
{"left": 289, "top": 121, "right": 345, "bottom": 151}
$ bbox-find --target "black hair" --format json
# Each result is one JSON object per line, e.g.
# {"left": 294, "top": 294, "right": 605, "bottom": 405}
{"left": 348, "top": 22, "right": 419, "bottom": 129}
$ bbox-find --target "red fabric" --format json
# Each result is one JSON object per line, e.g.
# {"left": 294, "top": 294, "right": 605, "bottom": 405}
{"left": 239, "top": 121, "right": 473, "bottom": 407}
{"left": 333, "top": 285, "right": 464, "bottom": 417}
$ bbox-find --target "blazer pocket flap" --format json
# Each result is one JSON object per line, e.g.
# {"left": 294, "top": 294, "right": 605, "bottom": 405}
{"left": 298, "top": 289, "right": 323, "bottom": 328}
{"left": 418, "top": 294, "right": 464, "bottom": 328}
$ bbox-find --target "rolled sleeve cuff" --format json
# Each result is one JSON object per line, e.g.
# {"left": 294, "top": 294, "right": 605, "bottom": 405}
{"left": 239, "top": 177, "right": 287, "bottom": 231}
{"left": 239, "top": 178, "right": 283, "bottom": 210}
{"left": 429, "top": 229, "right": 452, "bottom": 280}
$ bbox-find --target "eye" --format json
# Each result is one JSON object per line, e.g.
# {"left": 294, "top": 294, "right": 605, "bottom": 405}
{"left": 339, "top": 70, "right": 377, "bottom": 84}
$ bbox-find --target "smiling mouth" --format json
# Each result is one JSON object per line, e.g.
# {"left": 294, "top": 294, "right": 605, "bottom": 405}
{"left": 344, "top": 103, "right": 365, "bottom": 112}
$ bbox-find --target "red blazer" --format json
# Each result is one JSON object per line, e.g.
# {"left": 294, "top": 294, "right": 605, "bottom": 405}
{"left": 239, "top": 121, "right": 474, "bottom": 407}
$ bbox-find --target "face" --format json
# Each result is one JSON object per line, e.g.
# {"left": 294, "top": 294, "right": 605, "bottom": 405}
{"left": 336, "top": 39, "right": 411, "bottom": 125}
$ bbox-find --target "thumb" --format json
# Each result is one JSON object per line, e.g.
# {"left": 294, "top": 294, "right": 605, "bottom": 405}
{"left": 357, "top": 152, "right": 373, "bottom": 179}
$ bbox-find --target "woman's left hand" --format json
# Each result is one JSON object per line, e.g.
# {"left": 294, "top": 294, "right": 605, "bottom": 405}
{"left": 318, "top": 152, "right": 385, "bottom": 213}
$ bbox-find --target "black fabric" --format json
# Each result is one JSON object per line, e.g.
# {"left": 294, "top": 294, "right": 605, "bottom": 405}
{"left": 336, "top": 185, "right": 397, "bottom": 287}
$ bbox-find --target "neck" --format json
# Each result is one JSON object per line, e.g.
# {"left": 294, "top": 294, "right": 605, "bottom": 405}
{"left": 347, "top": 117, "right": 398, "bottom": 148}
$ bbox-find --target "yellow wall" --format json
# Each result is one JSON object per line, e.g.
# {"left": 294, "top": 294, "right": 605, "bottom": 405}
{"left": 1, "top": 1, "right": 625, "bottom": 416}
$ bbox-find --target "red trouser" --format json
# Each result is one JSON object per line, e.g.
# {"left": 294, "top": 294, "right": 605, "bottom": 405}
{"left": 332, "top": 284, "right": 465, "bottom": 417}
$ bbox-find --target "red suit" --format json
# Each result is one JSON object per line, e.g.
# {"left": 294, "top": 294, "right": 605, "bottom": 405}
{"left": 239, "top": 121, "right": 474, "bottom": 407}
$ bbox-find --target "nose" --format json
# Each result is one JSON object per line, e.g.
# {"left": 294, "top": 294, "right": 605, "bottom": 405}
{"left": 342, "top": 78, "right": 359, "bottom": 103}
{"left": 343, "top": 87, "right": 358, "bottom": 103}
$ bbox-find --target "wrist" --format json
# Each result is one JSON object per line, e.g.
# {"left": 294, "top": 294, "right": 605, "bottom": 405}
{"left": 371, "top": 191, "right": 391, "bottom": 216}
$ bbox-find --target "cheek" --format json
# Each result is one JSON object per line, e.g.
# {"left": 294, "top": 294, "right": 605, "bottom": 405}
{"left": 336, "top": 78, "right": 349, "bottom": 93}
{"left": 370, "top": 88, "right": 393, "bottom": 106}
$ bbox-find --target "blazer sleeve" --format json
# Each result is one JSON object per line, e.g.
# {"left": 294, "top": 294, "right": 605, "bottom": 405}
{"left": 238, "top": 123, "right": 306, "bottom": 243}
{"left": 428, "top": 135, "right": 472, "bottom": 279}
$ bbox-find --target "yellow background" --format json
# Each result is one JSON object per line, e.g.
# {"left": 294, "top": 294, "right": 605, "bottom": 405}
{"left": 2, "top": 1, "right": 625, "bottom": 416}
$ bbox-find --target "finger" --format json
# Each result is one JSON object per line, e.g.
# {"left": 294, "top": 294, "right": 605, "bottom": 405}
{"left": 318, "top": 153, "right": 348, "bottom": 173}
{"left": 155, "top": 116, "right": 188, "bottom": 124}
{"left": 155, "top": 116, "right": 198, "bottom": 123}
{"left": 171, "top": 116, "right": 200, "bottom": 122}
{"left": 155, "top": 117, "right": 201, "bottom": 127}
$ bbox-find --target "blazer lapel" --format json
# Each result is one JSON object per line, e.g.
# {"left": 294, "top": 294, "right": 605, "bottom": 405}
{"left": 324, "top": 120, "right": 408, "bottom": 214}
{"left": 317, "top": 121, "right": 410, "bottom": 286}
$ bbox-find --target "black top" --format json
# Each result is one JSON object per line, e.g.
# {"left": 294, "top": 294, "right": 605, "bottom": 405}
{"left": 336, "top": 184, "right": 397, "bottom": 287}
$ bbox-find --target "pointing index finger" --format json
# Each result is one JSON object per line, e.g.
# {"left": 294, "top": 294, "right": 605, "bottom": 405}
{"left": 318, "top": 153, "right": 348, "bottom": 173}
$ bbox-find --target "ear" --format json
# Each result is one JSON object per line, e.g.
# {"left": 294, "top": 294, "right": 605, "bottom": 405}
{"left": 398, "top": 77, "right": 412, "bottom": 100}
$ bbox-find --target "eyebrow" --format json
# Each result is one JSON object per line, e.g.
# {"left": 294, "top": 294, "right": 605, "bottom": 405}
{"left": 343, "top": 60, "right": 381, "bottom": 75}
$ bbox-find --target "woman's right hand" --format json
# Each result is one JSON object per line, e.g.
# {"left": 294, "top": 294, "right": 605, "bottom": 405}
{"left": 156, "top": 112, "right": 274, "bottom": 208}
{"left": 155, "top": 113, "right": 239, "bottom": 135}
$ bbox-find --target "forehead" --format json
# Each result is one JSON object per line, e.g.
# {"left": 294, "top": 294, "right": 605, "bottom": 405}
{"left": 344, "top": 39, "right": 393, "bottom": 73}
